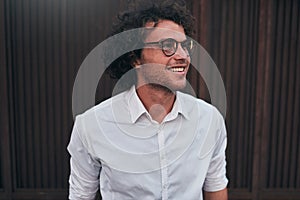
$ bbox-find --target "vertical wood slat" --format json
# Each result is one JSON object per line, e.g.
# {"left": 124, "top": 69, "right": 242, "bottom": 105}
{"left": 0, "top": 0, "right": 13, "bottom": 197}
{"left": 292, "top": 0, "right": 300, "bottom": 188}
{"left": 45, "top": 0, "right": 55, "bottom": 188}
{"left": 293, "top": 1, "right": 300, "bottom": 188}
{"left": 272, "top": 1, "right": 286, "bottom": 187}
{"left": 231, "top": 0, "right": 241, "bottom": 188}
{"left": 247, "top": 0, "right": 257, "bottom": 189}
{"left": 247, "top": 0, "right": 258, "bottom": 192}
{"left": 65, "top": 0, "right": 76, "bottom": 118}
{"left": 293, "top": 2, "right": 300, "bottom": 188}
{"left": 207, "top": 0, "right": 219, "bottom": 106}
{"left": 296, "top": 66, "right": 300, "bottom": 186}
{"left": 287, "top": 0, "right": 299, "bottom": 187}
{"left": 259, "top": 0, "right": 277, "bottom": 193}
{"left": 249, "top": 0, "right": 260, "bottom": 196}
{"left": 225, "top": 0, "right": 236, "bottom": 186}
{"left": 30, "top": 0, "right": 42, "bottom": 188}
{"left": 198, "top": 0, "right": 210, "bottom": 100}
{"left": 254, "top": 0, "right": 272, "bottom": 198}
{"left": 281, "top": 0, "right": 293, "bottom": 188}
{"left": 268, "top": 0, "right": 278, "bottom": 187}
{"left": 23, "top": 0, "right": 35, "bottom": 188}
{"left": 14, "top": 0, "right": 28, "bottom": 188}
{"left": 44, "top": 0, "right": 52, "bottom": 187}
{"left": 53, "top": 0, "right": 63, "bottom": 188}
{"left": 239, "top": 0, "right": 252, "bottom": 188}
{"left": 3, "top": 0, "right": 17, "bottom": 197}
{"left": 281, "top": 0, "right": 290, "bottom": 188}
{"left": 286, "top": 0, "right": 298, "bottom": 188}
{"left": 233, "top": 0, "right": 244, "bottom": 188}
{"left": 262, "top": 0, "right": 274, "bottom": 187}
{"left": 37, "top": 0, "right": 49, "bottom": 188}
{"left": 73, "top": 0, "right": 83, "bottom": 82}
{"left": 60, "top": 0, "right": 71, "bottom": 189}
{"left": 188, "top": 0, "right": 200, "bottom": 98}
{"left": 0, "top": 0, "right": 5, "bottom": 190}
{"left": 218, "top": 0, "right": 233, "bottom": 189}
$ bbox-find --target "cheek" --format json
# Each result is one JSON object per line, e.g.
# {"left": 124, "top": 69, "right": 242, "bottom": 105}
{"left": 141, "top": 49, "right": 169, "bottom": 65}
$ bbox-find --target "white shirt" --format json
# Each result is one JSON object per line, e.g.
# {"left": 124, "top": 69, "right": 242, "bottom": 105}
{"left": 68, "top": 86, "right": 228, "bottom": 200}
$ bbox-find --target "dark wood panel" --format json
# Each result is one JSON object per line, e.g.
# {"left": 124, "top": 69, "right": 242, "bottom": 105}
{"left": 200, "top": 0, "right": 259, "bottom": 190}
{"left": 4, "top": 0, "right": 128, "bottom": 191}
{"left": 263, "top": 0, "right": 300, "bottom": 189}
{"left": 1, "top": 0, "right": 300, "bottom": 199}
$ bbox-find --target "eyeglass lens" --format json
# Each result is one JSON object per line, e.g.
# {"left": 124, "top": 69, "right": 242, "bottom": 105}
{"left": 161, "top": 38, "right": 193, "bottom": 56}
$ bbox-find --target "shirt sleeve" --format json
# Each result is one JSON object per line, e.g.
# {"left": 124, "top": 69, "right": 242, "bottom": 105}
{"left": 68, "top": 117, "right": 102, "bottom": 200}
{"left": 203, "top": 117, "right": 229, "bottom": 192}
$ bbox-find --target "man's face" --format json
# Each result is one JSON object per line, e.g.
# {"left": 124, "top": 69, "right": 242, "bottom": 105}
{"left": 136, "top": 20, "right": 191, "bottom": 91}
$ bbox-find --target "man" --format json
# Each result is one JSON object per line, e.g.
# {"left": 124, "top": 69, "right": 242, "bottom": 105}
{"left": 68, "top": 0, "right": 228, "bottom": 199}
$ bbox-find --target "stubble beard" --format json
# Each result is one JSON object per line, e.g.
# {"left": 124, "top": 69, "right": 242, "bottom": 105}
{"left": 138, "top": 62, "right": 189, "bottom": 93}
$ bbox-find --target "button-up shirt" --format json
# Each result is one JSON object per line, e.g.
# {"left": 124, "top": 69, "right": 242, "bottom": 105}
{"left": 68, "top": 86, "right": 228, "bottom": 200}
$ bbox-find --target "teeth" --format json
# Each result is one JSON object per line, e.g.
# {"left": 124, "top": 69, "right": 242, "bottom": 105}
{"left": 171, "top": 67, "right": 185, "bottom": 72}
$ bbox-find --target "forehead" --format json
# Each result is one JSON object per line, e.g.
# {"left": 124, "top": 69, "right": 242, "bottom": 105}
{"left": 143, "top": 20, "right": 186, "bottom": 42}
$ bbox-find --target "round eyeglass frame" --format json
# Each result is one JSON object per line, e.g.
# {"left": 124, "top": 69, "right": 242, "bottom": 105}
{"left": 144, "top": 38, "right": 194, "bottom": 57}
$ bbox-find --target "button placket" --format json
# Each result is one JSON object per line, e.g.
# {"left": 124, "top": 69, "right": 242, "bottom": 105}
{"left": 157, "top": 124, "right": 169, "bottom": 200}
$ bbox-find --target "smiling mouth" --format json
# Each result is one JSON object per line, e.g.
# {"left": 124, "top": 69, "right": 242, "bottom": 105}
{"left": 168, "top": 67, "right": 186, "bottom": 73}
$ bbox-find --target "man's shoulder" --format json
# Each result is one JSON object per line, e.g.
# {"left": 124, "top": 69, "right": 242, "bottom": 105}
{"left": 76, "top": 91, "right": 127, "bottom": 121}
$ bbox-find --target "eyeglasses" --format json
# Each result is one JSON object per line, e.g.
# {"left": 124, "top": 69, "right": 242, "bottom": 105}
{"left": 144, "top": 38, "right": 194, "bottom": 57}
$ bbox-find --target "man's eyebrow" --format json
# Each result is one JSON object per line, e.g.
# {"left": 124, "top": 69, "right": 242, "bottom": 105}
{"left": 145, "top": 37, "right": 188, "bottom": 43}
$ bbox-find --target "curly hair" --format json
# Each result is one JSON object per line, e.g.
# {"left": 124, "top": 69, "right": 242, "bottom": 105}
{"left": 106, "top": 0, "right": 195, "bottom": 81}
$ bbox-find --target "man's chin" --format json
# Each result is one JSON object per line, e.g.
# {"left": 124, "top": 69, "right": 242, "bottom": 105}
{"left": 172, "top": 81, "right": 187, "bottom": 90}
{"left": 168, "top": 83, "right": 187, "bottom": 92}
{"left": 144, "top": 81, "right": 187, "bottom": 93}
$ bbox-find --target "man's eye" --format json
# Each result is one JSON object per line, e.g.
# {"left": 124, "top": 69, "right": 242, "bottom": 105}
{"left": 163, "top": 42, "right": 175, "bottom": 50}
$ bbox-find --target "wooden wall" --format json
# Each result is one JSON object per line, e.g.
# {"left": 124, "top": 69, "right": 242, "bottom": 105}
{"left": 0, "top": 0, "right": 299, "bottom": 199}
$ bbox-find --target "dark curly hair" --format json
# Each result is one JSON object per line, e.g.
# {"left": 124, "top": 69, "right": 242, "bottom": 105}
{"left": 106, "top": 0, "right": 195, "bottom": 82}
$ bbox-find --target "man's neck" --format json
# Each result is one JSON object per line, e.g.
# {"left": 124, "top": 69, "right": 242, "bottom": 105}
{"left": 136, "top": 84, "right": 176, "bottom": 123}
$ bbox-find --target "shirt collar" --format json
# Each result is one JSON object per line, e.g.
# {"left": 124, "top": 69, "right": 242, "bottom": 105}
{"left": 126, "top": 85, "right": 148, "bottom": 123}
{"left": 126, "top": 86, "right": 191, "bottom": 123}
{"left": 174, "top": 91, "right": 191, "bottom": 120}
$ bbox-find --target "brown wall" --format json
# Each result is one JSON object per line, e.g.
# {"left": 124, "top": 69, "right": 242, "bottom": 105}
{"left": 0, "top": 0, "right": 299, "bottom": 199}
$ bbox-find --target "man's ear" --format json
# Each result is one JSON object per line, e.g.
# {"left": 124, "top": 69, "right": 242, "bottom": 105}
{"left": 130, "top": 51, "right": 141, "bottom": 69}
{"left": 133, "top": 60, "right": 141, "bottom": 69}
